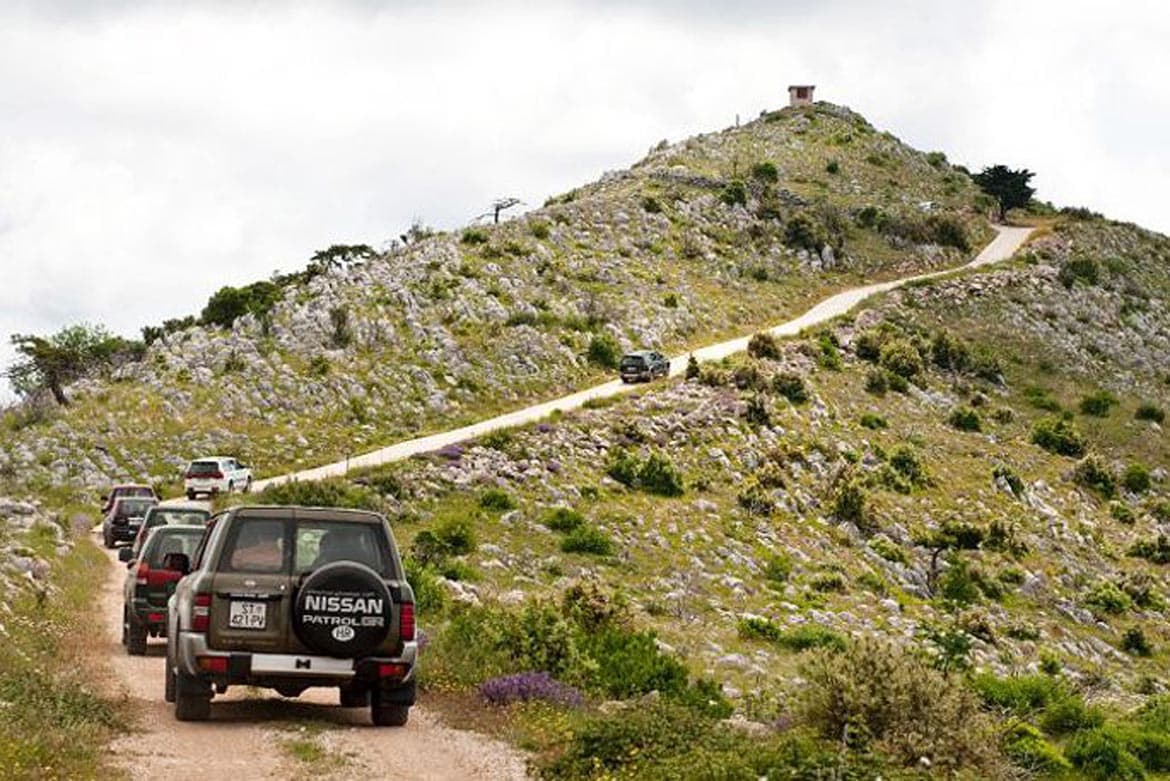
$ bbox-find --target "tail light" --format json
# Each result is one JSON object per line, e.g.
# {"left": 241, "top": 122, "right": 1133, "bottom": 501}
{"left": 399, "top": 602, "right": 415, "bottom": 642}
{"left": 186, "top": 471, "right": 223, "bottom": 480}
{"left": 136, "top": 562, "right": 150, "bottom": 586}
{"left": 192, "top": 593, "right": 212, "bottom": 632}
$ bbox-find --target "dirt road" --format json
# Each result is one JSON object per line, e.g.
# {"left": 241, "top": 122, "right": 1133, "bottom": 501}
{"left": 96, "top": 541, "right": 528, "bottom": 780}
{"left": 253, "top": 225, "right": 1032, "bottom": 492}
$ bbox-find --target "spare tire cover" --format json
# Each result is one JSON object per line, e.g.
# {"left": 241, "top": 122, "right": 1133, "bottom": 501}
{"left": 293, "top": 562, "right": 393, "bottom": 657}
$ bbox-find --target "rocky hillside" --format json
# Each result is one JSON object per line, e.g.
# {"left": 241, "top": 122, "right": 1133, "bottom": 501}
{"left": 240, "top": 212, "right": 1167, "bottom": 777}
{"left": 346, "top": 213, "right": 1168, "bottom": 686}
{"left": 0, "top": 101, "right": 989, "bottom": 496}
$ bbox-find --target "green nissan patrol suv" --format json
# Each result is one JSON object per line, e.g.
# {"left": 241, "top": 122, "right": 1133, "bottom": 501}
{"left": 164, "top": 505, "right": 417, "bottom": 725}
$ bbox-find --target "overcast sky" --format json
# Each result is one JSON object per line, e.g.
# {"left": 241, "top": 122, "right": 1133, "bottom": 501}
{"left": 2, "top": 0, "right": 1168, "bottom": 396}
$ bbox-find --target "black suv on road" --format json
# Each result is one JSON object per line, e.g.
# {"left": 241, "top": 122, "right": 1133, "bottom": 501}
{"left": 102, "top": 496, "right": 160, "bottom": 548}
{"left": 165, "top": 506, "right": 417, "bottom": 726}
{"left": 619, "top": 350, "right": 670, "bottom": 382}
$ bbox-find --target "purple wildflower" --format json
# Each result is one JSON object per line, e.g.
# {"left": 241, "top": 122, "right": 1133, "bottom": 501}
{"left": 479, "top": 672, "right": 584, "bottom": 708}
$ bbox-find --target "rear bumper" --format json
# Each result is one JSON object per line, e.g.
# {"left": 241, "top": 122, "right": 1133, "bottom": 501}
{"left": 131, "top": 598, "right": 170, "bottom": 632}
{"left": 175, "top": 631, "right": 417, "bottom": 692}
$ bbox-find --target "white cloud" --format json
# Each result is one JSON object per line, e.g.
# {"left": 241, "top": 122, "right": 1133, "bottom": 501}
{"left": 1, "top": 1, "right": 1167, "bottom": 398}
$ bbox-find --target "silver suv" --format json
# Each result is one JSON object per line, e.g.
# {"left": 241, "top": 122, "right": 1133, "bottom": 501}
{"left": 165, "top": 505, "right": 417, "bottom": 725}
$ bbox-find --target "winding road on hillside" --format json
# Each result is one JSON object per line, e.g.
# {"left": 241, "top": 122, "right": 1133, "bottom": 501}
{"left": 92, "top": 226, "right": 1030, "bottom": 779}
{"left": 254, "top": 225, "right": 1032, "bottom": 492}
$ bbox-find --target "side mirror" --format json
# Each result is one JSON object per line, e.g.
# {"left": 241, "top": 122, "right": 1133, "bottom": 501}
{"left": 118, "top": 547, "right": 134, "bottom": 563}
{"left": 101, "top": 494, "right": 109, "bottom": 502}
{"left": 162, "top": 552, "right": 191, "bottom": 575}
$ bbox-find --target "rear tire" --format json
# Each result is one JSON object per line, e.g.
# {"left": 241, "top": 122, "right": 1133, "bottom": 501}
{"left": 164, "top": 647, "right": 176, "bottom": 703}
{"left": 186, "top": 490, "right": 195, "bottom": 501}
{"left": 227, "top": 480, "right": 235, "bottom": 493}
{"left": 244, "top": 477, "right": 252, "bottom": 494}
{"left": 174, "top": 671, "right": 211, "bottom": 721}
{"left": 127, "top": 615, "right": 147, "bottom": 656}
{"left": 370, "top": 691, "right": 409, "bottom": 727}
{"left": 103, "top": 528, "right": 114, "bottom": 549}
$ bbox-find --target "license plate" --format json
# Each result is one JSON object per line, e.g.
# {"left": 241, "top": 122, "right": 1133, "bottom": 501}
{"left": 229, "top": 601, "right": 266, "bottom": 629}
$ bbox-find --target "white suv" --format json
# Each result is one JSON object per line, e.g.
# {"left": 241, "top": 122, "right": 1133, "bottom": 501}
{"left": 184, "top": 457, "right": 253, "bottom": 499}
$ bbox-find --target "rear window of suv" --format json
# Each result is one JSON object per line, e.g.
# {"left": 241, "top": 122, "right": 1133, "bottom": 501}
{"left": 145, "top": 528, "right": 206, "bottom": 568}
{"left": 115, "top": 498, "right": 157, "bottom": 517}
{"left": 187, "top": 461, "right": 221, "bottom": 476}
{"left": 620, "top": 355, "right": 647, "bottom": 369}
{"left": 217, "top": 517, "right": 396, "bottom": 577}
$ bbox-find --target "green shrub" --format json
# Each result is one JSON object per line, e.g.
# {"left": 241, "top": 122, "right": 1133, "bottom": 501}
{"left": 1004, "top": 722, "right": 1071, "bottom": 773}
{"left": 859, "top": 412, "right": 887, "bottom": 430}
{"left": 1074, "top": 454, "right": 1117, "bottom": 498}
{"left": 744, "top": 394, "right": 771, "bottom": 428}
{"left": 825, "top": 159, "right": 840, "bottom": 174}
{"left": 817, "top": 334, "right": 843, "bottom": 369}
{"left": 738, "top": 617, "right": 847, "bottom": 652}
{"left": 638, "top": 453, "right": 685, "bottom": 497}
{"left": 1152, "top": 501, "right": 1170, "bottom": 524}
{"left": 256, "top": 478, "right": 380, "bottom": 511}
{"left": 1023, "top": 385, "right": 1062, "bottom": 412}
{"left": 662, "top": 292, "right": 679, "bottom": 308}
{"left": 798, "top": 638, "right": 1003, "bottom": 772}
{"left": 640, "top": 195, "right": 662, "bottom": 213}
{"left": 1080, "top": 389, "right": 1119, "bottom": 417}
{"left": 1058, "top": 257, "right": 1101, "bottom": 289}
{"left": 719, "top": 179, "right": 747, "bottom": 207}
{"left": 1066, "top": 729, "right": 1146, "bottom": 781}
{"left": 751, "top": 160, "right": 779, "bottom": 183}
{"left": 747, "top": 332, "right": 781, "bottom": 359}
{"left": 1124, "top": 626, "right": 1153, "bottom": 657}
{"left": 888, "top": 445, "right": 929, "bottom": 486}
{"left": 763, "top": 553, "right": 792, "bottom": 585}
{"left": 1123, "top": 463, "right": 1152, "bottom": 494}
{"left": 605, "top": 450, "right": 641, "bottom": 487}
{"left": 561, "top": 525, "right": 614, "bottom": 556}
{"left": 586, "top": 333, "right": 621, "bottom": 369}
{"left": 784, "top": 213, "right": 823, "bottom": 252}
{"left": 1031, "top": 416, "right": 1087, "bottom": 457}
{"left": 529, "top": 220, "right": 550, "bottom": 239}
{"left": 1085, "top": 581, "right": 1132, "bottom": 616}
{"left": 1113, "top": 502, "right": 1137, "bottom": 524}
{"left": 1129, "top": 534, "right": 1170, "bottom": 564}
{"left": 402, "top": 558, "right": 446, "bottom": 613}
{"left": 308, "top": 354, "right": 330, "bottom": 376}
{"left": 582, "top": 629, "right": 688, "bottom": 698}
{"left": 461, "top": 227, "right": 489, "bottom": 244}
{"left": 771, "top": 372, "right": 809, "bottom": 403}
{"left": 833, "top": 479, "right": 869, "bottom": 529}
{"left": 1135, "top": 403, "right": 1166, "bottom": 423}
{"left": 948, "top": 406, "right": 983, "bottom": 432}
{"left": 878, "top": 339, "right": 923, "bottom": 379}
{"left": 938, "top": 556, "right": 982, "bottom": 606}
{"left": 864, "top": 368, "right": 888, "bottom": 395}
{"left": 868, "top": 536, "right": 909, "bottom": 565}
{"left": 328, "top": 305, "right": 353, "bottom": 348}
{"left": 543, "top": 507, "right": 585, "bottom": 533}
{"left": 685, "top": 354, "right": 700, "bottom": 380}
{"left": 499, "top": 601, "right": 586, "bottom": 679}
{"left": 478, "top": 489, "right": 517, "bottom": 511}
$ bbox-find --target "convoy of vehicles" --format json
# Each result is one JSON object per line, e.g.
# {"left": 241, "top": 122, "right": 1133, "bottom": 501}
{"left": 101, "top": 484, "right": 158, "bottom": 515}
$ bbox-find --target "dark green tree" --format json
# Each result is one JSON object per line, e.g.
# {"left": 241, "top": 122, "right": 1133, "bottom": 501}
{"left": 972, "top": 165, "right": 1035, "bottom": 221}
{"left": 7, "top": 324, "right": 136, "bottom": 405}
{"left": 309, "top": 244, "right": 376, "bottom": 273}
